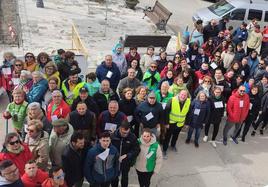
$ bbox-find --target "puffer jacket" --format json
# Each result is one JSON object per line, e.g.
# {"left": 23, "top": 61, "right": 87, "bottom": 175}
{"left": 209, "top": 96, "right": 225, "bottom": 124}
{"left": 26, "top": 78, "right": 48, "bottom": 104}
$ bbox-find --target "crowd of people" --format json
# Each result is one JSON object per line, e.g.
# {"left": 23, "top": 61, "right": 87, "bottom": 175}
{"left": 0, "top": 18, "right": 268, "bottom": 187}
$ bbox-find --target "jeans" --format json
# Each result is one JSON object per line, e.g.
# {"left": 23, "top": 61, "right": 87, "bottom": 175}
{"left": 163, "top": 123, "right": 182, "bottom": 151}
{"left": 111, "top": 166, "right": 130, "bottom": 187}
{"left": 205, "top": 122, "right": 220, "bottom": 141}
{"left": 186, "top": 127, "right": 201, "bottom": 144}
{"left": 136, "top": 170, "right": 153, "bottom": 187}
{"left": 223, "top": 121, "right": 241, "bottom": 140}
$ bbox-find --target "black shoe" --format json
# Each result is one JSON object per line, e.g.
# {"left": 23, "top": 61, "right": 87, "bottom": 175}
{"left": 260, "top": 129, "right": 264, "bottom": 135}
{"left": 241, "top": 137, "right": 245, "bottom": 142}
{"left": 251, "top": 131, "right": 256, "bottom": 136}
{"left": 185, "top": 139, "right": 190, "bottom": 144}
{"left": 194, "top": 142, "right": 199, "bottom": 148}
{"left": 223, "top": 138, "right": 227, "bottom": 146}
{"left": 171, "top": 146, "right": 178, "bottom": 152}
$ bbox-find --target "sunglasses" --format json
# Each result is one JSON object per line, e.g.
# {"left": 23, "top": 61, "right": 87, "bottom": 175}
{"left": 9, "top": 140, "right": 20, "bottom": 145}
{"left": 26, "top": 56, "right": 34, "bottom": 58}
{"left": 15, "top": 64, "right": 22, "bottom": 66}
{"left": 151, "top": 66, "right": 157, "bottom": 68}
{"left": 239, "top": 90, "right": 245, "bottom": 93}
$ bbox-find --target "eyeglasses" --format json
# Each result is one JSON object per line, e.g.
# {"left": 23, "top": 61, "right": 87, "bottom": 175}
{"left": 26, "top": 56, "right": 33, "bottom": 58}
{"left": 15, "top": 64, "right": 22, "bottom": 66}
{"left": 26, "top": 128, "right": 35, "bottom": 133}
{"left": 204, "top": 80, "right": 211, "bottom": 83}
{"left": 239, "top": 90, "right": 245, "bottom": 93}
{"left": 53, "top": 173, "right": 65, "bottom": 180}
{"left": 9, "top": 140, "right": 20, "bottom": 145}
{"left": 151, "top": 66, "right": 157, "bottom": 69}
{"left": 215, "top": 55, "right": 221, "bottom": 58}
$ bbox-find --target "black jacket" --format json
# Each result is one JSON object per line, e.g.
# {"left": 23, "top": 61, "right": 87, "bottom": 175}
{"left": 209, "top": 96, "right": 225, "bottom": 124}
{"left": 248, "top": 93, "right": 261, "bottom": 117}
{"left": 119, "top": 98, "right": 137, "bottom": 127}
{"left": 71, "top": 95, "right": 99, "bottom": 116}
{"left": 111, "top": 129, "right": 140, "bottom": 168}
{"left": 93, "top": 89, "right": 119, "bottom": 113}
{"left": 62, "top": 144, "right": 87, "bottom": 187}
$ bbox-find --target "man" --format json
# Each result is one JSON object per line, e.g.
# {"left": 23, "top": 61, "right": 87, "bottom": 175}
{"left": 253, "top": 59, "right": 267, "bottom": 83}
{"left": 135, "top": 92, "right": 164, "bottom": 136}
{"left": 61, "top": 71, "right": 85, "bottom": 105}
{"left": 96, "top": 55, "right": 121, "bottom": 91}
{"left": 203, "top": 19, "right": 220, "bottom": 42}
{"left": 84, "top": 132, "right": 119, "bottom": 187}
{"left": 213, "top": 68, "right": 231, "bottom": 99}
{"left": 117, "top": 68, "right": 141, "bottom": 98}
{"left": 71, "top": 87, "right": 99, "bottom": 116}
{"left": 223, "top": 85, "right": 250, "bottom": 145}
{"left": 93, "top": 80, "right": 119, "bottom": 113}
{"left": 97, "top": 101, "right": 127, "bottom": 137}
{"left": 247, "top": 24, "right": 263, "bottom": 56}
{"left": 232, "top": 22, "right": 248, "bottom": 45}
{"left": 62, "top": 132, "right": 87, "bottom": 187}
{"left": 0, "top": 160, "right": 23, "bottom": 187}
{"left": 111, "top": 121, "right": 140, "bottom": 187}
{"left": 49, "top": 119, "right": 74, "bottom": 166}
{"left": 21, "top": 160, "right": 48, "bottom": 187}
{"left": 163, "top": 90, "right": 191, "bottom": 159}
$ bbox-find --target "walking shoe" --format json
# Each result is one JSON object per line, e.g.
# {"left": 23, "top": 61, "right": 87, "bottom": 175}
{"left": 203, "top": 136, "right": 208, "bottom": 142}
{"left": 241, "top": 137, "right": 245, "bottom": 142}
{"left": 185, "top": 139, "right": 190, "bottom": 144}
{"left": 171, "top": 146, "right": 178, "bottom": 152}
{"left": 163, "top": 151, "right": 168, "bottom": 160}
{"left": 260, "top": 129, "right": 264, "bottom": 135}
{"left": 194, "top": 142, "right": 199, "bottom": 148}
{"left": 223, "top": 138, "right": 227, "bottom": 146}
{"left": 211, "top": 141, "right": 217, "bottom": 148}
{"left": 231, "top": 136, "right": 238, "bottom": 144}
{"left": 251, "top": 130, "right": 256, "bottom": 136}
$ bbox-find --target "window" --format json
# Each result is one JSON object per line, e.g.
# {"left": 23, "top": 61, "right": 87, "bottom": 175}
{"left": 208, "top": 0, "right": 235, "bottom": 17}
{"left": 265, "top": 11, "right": 268, "bottom": 22}
{"left": 229, "top": 9, "right": 246, "bottom": 20}
{"left": 248, "top": 9, "right": 263, "bottom": 21}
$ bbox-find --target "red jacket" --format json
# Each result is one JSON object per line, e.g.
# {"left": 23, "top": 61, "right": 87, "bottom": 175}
{"left": 0, "top": 144, "right": 32, "bottom": 176}
{"left": 41, "top": 178, "right": 67, "bottom": 187}
{"left": 226, "top": 91, "right": 250, "bottom": 123}
{"left": 0, "top": 65, "right": 14, "bottom": 91}
{"left": 194, "top": 70, "right": 211, "bottom": 89}
{"left": 21, "top": 169, "right": 49, "bottom": 187}
{"left": 262, "top": 27, "right": 268, "bottom": 42}
{"left": 47, "top": 100, "right": 71, "bottom": 122}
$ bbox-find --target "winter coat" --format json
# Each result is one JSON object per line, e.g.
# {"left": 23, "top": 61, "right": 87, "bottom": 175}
{"left": 44, "top": 71, "right": 61, "bottom": 88}
{"left": 62, "top": 144, "right": 87, "bottom": 187}
{"left": 221, "top": 51, "right": 235, "bottom": 70}
{"left": 84, "top": 143, "right": 119, "bottom": 184}
{"left": 188, "top": 99, "right": 210, "bottom": 128}
{"left": 85, "top": 79, "right": 101, "bottom": 96}
{"left": 118, "top": 98, "right": 137, "bottom": 128}
{"left": 232, "top": 28, "right": 248, "bottom": 44}
{"left": 26, "top": 78, "right": 48, "bottom": 104}
{"left": 248, "top": 56, "right": 259, "bottom": 77}
{"left": 226, "top": 91, "right": 250, "bottom": 123}
{"left": 111, "top": 129, "right": 140, "bottom": 168}
{"left": 24, "top": 131, "right": 49, "bottom": 170}
{"left": 194, "top": 85, "right": 213, "bottom": 98}
{"left": 0, "top": 178, "right": 24, "bottom": 187}
{"left": 57, "top": 61, "right": 81, "bottom": 82}
{"left": 247, "top": 93, "right": 261, "bottom": 118}
{"left": 112, "top": 53, "right": 127, "bottom": 75}
{"left": 158, "top": 77, "right": 173, "bottom": 89}
{"left": 194, "top": 54, "right": 209, "bottom": 71}
{"left": 96, "top": 61, "right": 121, "bottom": 90}
{"left": 46, "top": 100, "right": 71, "bottom": 122}
{"left": 253, "top": 67, "right": 266, "bottom": 83}
{"left": 247, "top": 30, "right": 263, "bottom": 49}
{"left": 49, "top": 124, "right": 74, "bottom": 166}
{"left": 140, "top": 54, "right": 154, "bottom": 72}
{"left": 0, "top": 144, "right": 32, "bottom": 176}
{"left": 209, "top": 96, "right": 225, "bottom": 124}
{"left": 260, "top": 91, "right": 268, "bottom": 113}
{"left": 142, "top": 70, "right": 161, "bottom": 91}
{"left": 155, "top": 90, "right": 173, "bottom": 104}
{"left": 203, "top": 24, "right": 219, "bottom": 42}
{"left": 233, "top": 49, "right": 246, "bottom": 62}
{"left": 93, "top": 88, "right": 119, "bottom": 113}
{"left": 169, "top": 84, "right": 188, "bottom": 97}
{"left": 117, "top": 77, "right": 141, "bottom": 98}
{"left": 125, "top": 52, "right": 141, "bottom": 66}
{"left": 21, "top": 169, "right": 48, "bottom": 187}
{"left": 71, "top": 95, "right": 99, "bottom": 116}
{"left": 194, "top": 69, "right": 211, "bottom": 89}
{"left": 0, "top": 64, "right": 13, "bottom": 92}
{"left": 213, "top": 77, "right": 231, "bottom": 99}
{"left": 240, "top": 64, "right": 250, "bottom": 81}
{"left": 156, "top": 58, "right": 168, "bottom": 73}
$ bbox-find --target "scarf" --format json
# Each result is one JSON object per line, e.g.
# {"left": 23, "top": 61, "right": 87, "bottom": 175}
{"left": 7, "top": 145, "right": 24, "bottom": 154}
{"left": 144, "top": 69, "right": 158, "bottom": 86}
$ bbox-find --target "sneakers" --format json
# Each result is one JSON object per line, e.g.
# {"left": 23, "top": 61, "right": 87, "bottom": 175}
{"left": 251, "top": 130, "right": 256, "bottom": 136}
{"left": 223, "top": 138, "right": 227, "bottom": 146}
{"left": 203, "top": 136, "right": 208, "bottom": 142}
{"left": 231, "top": 136, "right": 238, "bottom": 144}
{"left": 171, "top": 146, "right": 178, "bottom": 152}
{"left": 185, "top": 139, "right": 190, "bottom": 144}
{"left": 194, "top": 142, "right": 199, "bottom": 148}
{"left": 211, "top": 141, "right": 217, "bottom": 148}
{"left": 163, "top": 151, "right": 168, "bottom": 160}
{"left": 260, "top": 129, "right": 264, "bottom": 135}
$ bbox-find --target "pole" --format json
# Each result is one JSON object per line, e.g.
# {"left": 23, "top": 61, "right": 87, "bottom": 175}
{"left": 104, "top": 0, "right": 108, "bottom": 37}
{"left": 5, "top": 119, "right": 8, "bottom": 135}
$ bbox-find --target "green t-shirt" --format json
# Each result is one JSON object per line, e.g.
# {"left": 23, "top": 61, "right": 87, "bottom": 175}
{"left": 6, "top": 101, "right": 28, "bottom": 130}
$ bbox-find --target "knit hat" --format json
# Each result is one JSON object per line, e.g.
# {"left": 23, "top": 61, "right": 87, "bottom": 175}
{"left": 52, "top": 119, "right": 68, "bottom": 127}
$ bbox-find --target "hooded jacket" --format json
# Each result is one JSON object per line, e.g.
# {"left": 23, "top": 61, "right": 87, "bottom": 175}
{"left": 26, "top": 78, "right": 48, "bottom": 104}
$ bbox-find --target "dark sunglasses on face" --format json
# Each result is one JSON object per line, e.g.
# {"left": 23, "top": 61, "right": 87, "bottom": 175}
{"left": 15, "top": 64, "right": 22, "bottom": 66}
{"left": 239, "top": 90, "right": 245, "bottom": 93}
{"left": 9, "top": 140, "right": 20, "bottom": 145}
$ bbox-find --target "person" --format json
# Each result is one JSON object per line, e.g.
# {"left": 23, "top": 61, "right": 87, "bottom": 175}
{"left": 97, "top": 100, "right": 127, "bottom": 137}
{"left": 68, "top": 102, "right": 96, "bottom": 145}
{"left": 41, "top": 166, "right": 67, "bottom": 187}
{"left": 0, "top": 133, "right": 32, "bottom": 176}
{"left": 203, "top": 19, "right": 219, "bottom": 42}
{"left": 123, "top": 59, "right": 143, "bottom": 81}
{"left": 169, "top": 76, "right": 189, "bottom": 97}
{"left": 117, "top": 68, "right": 141, "bottom": 98}
{"left": 253, "top": 59, "right": 267, "bottom": 83}
{"left": 85, "top": 72, "right": 101, "bottom": 96}
{"left": 155, "top": 81, "right": 173, "bottom": 105}
{"left": 221, "top": 44, "right": 235, "bottom": 70}
{"left": 96, "top": 54, "right": 121, "bottom": 91}
{"left": 71, "top": 87, "right": 99, "bottom": 116}
{"left": 16, "top": 70, "right": 33, "bottom": 91}
{"left": 24, "top": 120, "right": 49, "bottom": 170}
{"left": 43, "top": 61, "right": 61, "bottom": 88}
{"left": 163, "top": 90, "right": 191, "bottom": 158}
{"left": 203, "top": 87, "right": 225, "bottom": 147}
{"left": 233, "top": 42, "right": 246, "bottom": 62}
{"left": 53, "top": 49, "right": 65, "bottom": 65}
{"left": 49, "top": 119, "right": 74, "bottom": 167}
{"left": 134, "top": 92, "right": 164, "bottom": 136}
{"left": 3, "top": 88, "right": 28, "bottom": 134}
{"left": 134, "top": 86, "right": 148, "bottom": 105}
{"left": 43, "top": 76, "right": 59, "bottom": 109}
{"left": 11, "top": 59, "right": 24, "bottom": 88}
{"left": 135, "top": 128, "right": 162, "bottom": 187}
{"left": 62, "top": 132, "right": 87, "bottom": 187}
{"left": 21, "top": 160, "right": 49, "bottom": 187}
{"left": 125, "top": 46, "right": 141, "bottom": 67}
{"left": 142, "top": 61, "right": 161, "bottom": 91}
{"left": 257, "top": 74, "right": 268, "bottom": 97}
{"left": 223, "top": 85, "right": 250, "bottom": 145}
{"left": 112, "top": 43, "right": 127, "bottom": 75}
{"left": 0, "top": 160, "right": 23, "bottom": 187}
{"left": 111, "top": 121, "right": 140, "bottom": 187}
{"left": 36, "top": 52, "right": 51, "bottom": 73}
{"left": 25, "top": 71, "right": 48, "bottom": 104}
{"left": 190, "top": 19, "right": 204, "bottom": 46}
{"left": 61, "top": 71, "right": 85, "bottom": 105}
{"left": 47, "top": 90, "right": 70, "bottom": 122}
{"left": 194, "top": 62, "right": 211, "bottom": 89}
{"left": 84, "top": 132, "right": 119, "bottom": 187}
{"left": 194, "top": 76, "right": 214, "bottom": 98}
{"left": 24, "top": 52, "right": 37, "bottom": 72}
{"left": 159, "top": 70, "right": 174, "bottom": 88}
{"left": 213, "top": 68, "right": 231, "bottom": 99}
{"left": 93, "top": 79, "right": 119, "bottom": 113}
{"left": 140, "top": 46, "right": 155, "bottom": 72}
{"left": 248, "top": 50, "right": 260, "bottom": 77}
{"left": 232, "top": 22, "right": 248, "bottom": 45}
{"left": 156, "top": 51, "right": 168, "bottom": 73}
{"left": 160, "top": 62, "right": 175, "bottom": 79}
{"left": 246, "top": 24, "right": 263, "bottom": 56}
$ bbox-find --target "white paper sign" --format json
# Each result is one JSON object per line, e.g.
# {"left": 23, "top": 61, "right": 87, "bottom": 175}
{"left": 127, "top": 115, "right": 133, "bottom": 122}
{"left": 162, "top": 103, "right": 167, "bottom": 110}
{"left": 105, "top": 123, "right": 117, "bottom": 131}
{"left": 11, "top": 78, "right": 20, "bottom": 85}
{"left": 194, "top": 109, "right": 200, "bottom": 115}
{"left": 51, "top": 115, "right": 58, "bottom": 122}
{"left": 210, "top": 62, "right": 218, "bottom": 69}
{"left": 214, "top": 101, "right": 223, "bottom": 108}
{"left": 2, "top": 67, "right": 11, "bottom": 75}
{"left": 191, "top": 55, "right": 196, "bottom": 61}
{"left": 106, "top": 71, "right": 113, "bottom": 78}
{"left": 146, "top": 151, "right": 154, "bottom": 159}
{"left": 98, "top": 148, "right": 110, "bottom": 161}
{"left": 241, "top": 70, "right": 245, "bottom": 76}
{"left": 239, "top": 100, "right": 244, "bottom": 108}
{"left": 145, "top": 112, "right": 154, "bottom": 121}
{"left": 198, "top": 79, "right": 203, "bottom": 84}
{"left": 67, "top": 91, "right": 74, "bottom": 99}
{"left": 250, "top": 103, "right": 253, "bottom": 110}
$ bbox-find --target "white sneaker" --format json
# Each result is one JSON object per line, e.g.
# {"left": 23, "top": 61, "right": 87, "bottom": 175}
{"left": 203, "top": 136, "right": 208, "bottom": 142}
{"left": 211, "top": 141, "right": 217, "bottom": 148}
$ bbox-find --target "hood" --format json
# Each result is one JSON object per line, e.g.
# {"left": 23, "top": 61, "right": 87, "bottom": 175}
{"left": 140, "top": 134, "right": 157, "bottom": 146}
{"left": 0, "top": 176, "right": 12, "bottom": 185}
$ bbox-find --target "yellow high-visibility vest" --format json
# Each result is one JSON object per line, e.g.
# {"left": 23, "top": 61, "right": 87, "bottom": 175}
{"left": 169, "top": 97, "right": 191, "bottom": 127}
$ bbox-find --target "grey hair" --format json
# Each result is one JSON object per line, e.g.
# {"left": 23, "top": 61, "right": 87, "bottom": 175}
{"left": 20, "top": 70, "right": 32, "bottom": 78}
{"left": 28, "top": 102, "right": 41, "bottom": 110}
{"left": 32, "top": 71, "right": 44, "bottom": 79}
{"left": 161, "top": 81, "right": 170, "bottom": 88}
{"left": 52, "top": 90, "right": 63, "bottom": 97}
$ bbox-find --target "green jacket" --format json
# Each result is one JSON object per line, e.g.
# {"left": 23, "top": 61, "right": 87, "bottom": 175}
{"left": 6, "top": 101, "right": 28, "bottom": 130}
{"left": 155, "top": 90, "right": 173, "bottom": 104}
{"left": 142, "top": 70, "right": 160, "bottom": 91}
{"left": 61, "top": 79, "right": 85, "bottom": 105}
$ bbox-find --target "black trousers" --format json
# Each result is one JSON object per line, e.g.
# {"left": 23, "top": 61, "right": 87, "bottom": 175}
{"left": 247, "top": 47, "right": 255, "bottom": 56}
{"left": 254, "top": 111, "right": 268, "bottom": 130}
{"left": 235, "top": 114, "right": 256, "bottom": 139}
{"left": 162, "top": 123, "right": 182, "bottom": 151}
{"left": 136, "top": 170, "right": 153, "bottom": 187}
{"left": 90, "top": 182, "right": 111, "bottom": 187}
{"left": 111, "top": 166, "right": 130, "bottom": 187}
{"left": 204, "top": 122, "right": 220, "bottom": 141}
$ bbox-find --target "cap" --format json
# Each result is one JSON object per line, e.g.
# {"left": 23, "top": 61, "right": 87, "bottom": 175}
{"left": 52, "top": 119, "right": 68, "bottom": 127}
{"left": 148, "top": 91, "right": 156, "bottom": 98}
{"left": 79, "top": 87, "right": 88, "bottom": 93}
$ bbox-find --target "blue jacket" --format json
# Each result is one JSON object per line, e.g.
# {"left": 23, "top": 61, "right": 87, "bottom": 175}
{"left": 26, "top": 78, "right": 48, "bottom": 103}
{"left": 232, "top": 28, "right": 248, "bottom": 44}
{"left": 96, "top": 61, "right": 121, "bottom": 90}
{"left": 248, "top": 57, "right": 259, "bottom": 77}
{"left": 84, "top": 143, "right": 119, "bottom": 184}
{"left": 188, "top": 99, "right": 210, "bottom": 128}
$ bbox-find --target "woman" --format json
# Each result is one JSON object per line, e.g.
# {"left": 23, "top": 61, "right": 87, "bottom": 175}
{"left": 187, "top": 42, "right": 199, "bottom": 69}
{"left": 135, "top": 128, "right": 162, "bottom": 187}
{"left": 209, "top": 51, "right": 225, "bottom": 74}
{"left": 43, "top": 61, "right": 61, "bottom": 88}
{"left": 201, "top": 37, "right": 214, "bottom": 58}
{"left": 24, "top": 119, "right": 49, "bottom": 170}
{"left": 0, "top": 133, "right": 32, "bottom": 176}
{"left": 125, "top": 46, "right": 141, "bottom": 66}
{"left": 185, "top": 91, "right": 210, "bottom": 148}
{"left": 213, "top": 39, "right": 228, "bottom": 55}
{"left": 112, "top": 42, "right": 127, "bottom": 75}
{"left": 228, "top": 61, "right": 241, "bottom": 78}
{"left": 140, "top": 46, "right": 155, "bottom": 72}
{"left": 194, "top": 76, "right": 214, "bottom": 98}
{"left": 160, "top": 61, "right": 175, "bottom": 78}
{"left": 16, "top": 70, "right": 33, "bottom": 91}
{"left": 156, "top": 51, "right": 168, "bottom": 73}
{"left": 85, "top": 72, "right": 100, "bottom": 96}
{"left": 169, "top": 76, "right": 189, "bottom": 96}
{"left": 44, "top": 76, "right": 59, "bottom": 109}
{"left": 142, "top": 62, "right": 160, "bottom": 91}
{"left": 190, "top": 19, "right": 204, "bottom": 46}
{"left": 240, "top": 57, "right": 250, "bottom": 81}
{"left": 158, "top": 70, "right": 174, "bottom": 89}
{"left": 243, "top": 78, "right": 255, "bottom": 93}
{"left": 24, "top": 52, "right": 37, "bottom": 72}
{"left": 122, "top": 59, "right": 143, "bottom": 81}
{"left": 119, "top": 88, "right": 138, "bottom": 136}
{"left": 12, "top": 59, "right": 24, "bottom": 89}
{"left": 231, "top": 75, "right": 244, "bottom": 91}
{"left": 36, "top": 52, "right": 51, "bottom": 73}
{"left": 221, "top": 44, "right": 235, "bottom": 70}
{"left": 182, "top": 69, "right": 194, "bottom": 94}
{"left": 135, "top": 86, "right": 148, "bottom": 105}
